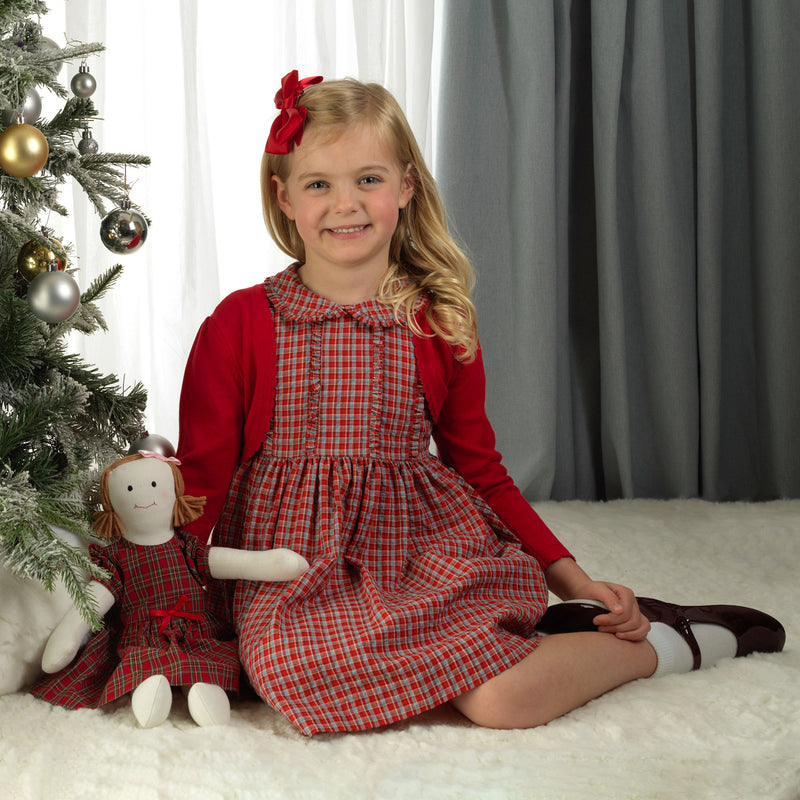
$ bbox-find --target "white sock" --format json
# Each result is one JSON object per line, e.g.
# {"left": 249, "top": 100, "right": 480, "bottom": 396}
{"left": 647, "top": 621, "right": 738, "bottom": 677}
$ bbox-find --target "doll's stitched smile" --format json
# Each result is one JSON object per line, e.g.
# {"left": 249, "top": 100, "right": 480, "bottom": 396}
{"left": 134, "top": 501, "right": 157, "bottom": 509}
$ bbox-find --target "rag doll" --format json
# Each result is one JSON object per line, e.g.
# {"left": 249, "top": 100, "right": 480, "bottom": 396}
{"left": 31, "top": 451, "right": 309, "bottom": 727}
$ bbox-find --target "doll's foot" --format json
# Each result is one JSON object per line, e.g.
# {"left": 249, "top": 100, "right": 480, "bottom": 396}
{"left": 187, "top": 682, "right": 230, "bottom": 726}
{"left": 131, "top": 674, "right": 172, "bottom": 728}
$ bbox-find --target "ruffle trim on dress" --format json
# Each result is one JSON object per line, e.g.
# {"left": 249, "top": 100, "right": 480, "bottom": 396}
{"left": 368, "top": 325, "right": 384, "bottom": 452}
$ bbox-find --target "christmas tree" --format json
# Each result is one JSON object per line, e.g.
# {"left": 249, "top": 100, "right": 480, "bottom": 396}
{"left": 0, "top": 0, "right": 150, "bottom": 626}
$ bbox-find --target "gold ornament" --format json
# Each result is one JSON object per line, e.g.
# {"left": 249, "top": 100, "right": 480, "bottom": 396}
{"left": 0, "top": 123, "right": 49, "bottom": 177}
{"left": 17, "top": 238, "right": 66, "bottom": 282}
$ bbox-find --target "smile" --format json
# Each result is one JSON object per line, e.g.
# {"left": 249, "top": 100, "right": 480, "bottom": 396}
{"left": 134, "top": 502, "right": 156, "bottom": 509}
{"left": 328, "top": 225, "right": 367, "bottom": 234}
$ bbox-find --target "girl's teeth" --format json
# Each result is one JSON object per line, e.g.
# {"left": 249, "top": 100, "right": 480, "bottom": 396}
{"left": 331, "top": 226, "right": 366, "bottom": 233}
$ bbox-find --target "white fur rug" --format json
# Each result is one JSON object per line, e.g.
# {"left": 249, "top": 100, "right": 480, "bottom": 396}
{"left": 1, "top": 500, "right": 798, "bottom": 800}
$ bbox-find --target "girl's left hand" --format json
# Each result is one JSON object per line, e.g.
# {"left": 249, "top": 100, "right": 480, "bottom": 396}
{"left": 577, "top": 581, "right": 651, "bottom": 641}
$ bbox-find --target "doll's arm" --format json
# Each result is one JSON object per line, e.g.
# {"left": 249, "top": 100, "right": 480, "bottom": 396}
{"left": 207, "top": 547, "right": 309, "bottom": 582}
{"left": 41, "top": 581, "right": 116, "bottom": 673}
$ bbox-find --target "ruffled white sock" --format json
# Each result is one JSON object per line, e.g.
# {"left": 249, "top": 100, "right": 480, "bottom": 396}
{"left": 647, "top": 621, "right": 738, "bottom": 677}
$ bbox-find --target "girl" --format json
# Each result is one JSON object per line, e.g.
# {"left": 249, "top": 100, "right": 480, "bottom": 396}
{"left": 176, "top": 71, "right": 784, "bottom": 736}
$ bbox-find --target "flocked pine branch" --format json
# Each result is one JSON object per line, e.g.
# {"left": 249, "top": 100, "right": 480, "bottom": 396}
{"left": 0, "top": 466, "right": 107, "bottom": 629}
{"left": 62, "top": 262, "right": 122, "bottom": 334}
{"left": 0, "top": 1, "right": 47, "bottom": 31}
{"left": 1, "top": 1, "right": 150, "bottom": 623}
{"left": 0, "top": 42, "right": 105, "bottom": 100}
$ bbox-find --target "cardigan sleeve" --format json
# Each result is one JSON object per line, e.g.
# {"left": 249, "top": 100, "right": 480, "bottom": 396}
{"left": 177, "top": 284, "right": 276, "bottom": 541}
{"left": 176, "top": 309, "right": 246, "bottom": 541}
{"left": 431, "top": 346, "right": 573, "bottom": 569}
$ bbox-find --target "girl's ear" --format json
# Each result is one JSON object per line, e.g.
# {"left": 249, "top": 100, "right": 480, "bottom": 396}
{"left": 399, "top": 163, "right": 416, "bottom": 209}
{"left": 272, "top": 175, "right": 296, "bottom": 220}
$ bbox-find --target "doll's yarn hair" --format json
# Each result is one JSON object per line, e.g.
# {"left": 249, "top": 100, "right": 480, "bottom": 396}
{"left": 261, "top": 77, "right": 478, "bottom": 362}
{"left": 92, "top": 453, "right": 207, "bottom": 540}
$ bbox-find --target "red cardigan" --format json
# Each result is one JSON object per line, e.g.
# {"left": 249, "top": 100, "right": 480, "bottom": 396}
{"left": 176, "top": 283, "right": 572, "bottom": 568}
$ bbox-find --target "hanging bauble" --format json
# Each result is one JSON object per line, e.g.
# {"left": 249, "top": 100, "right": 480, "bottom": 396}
{"left": 27, "top": 268, "right": 81, "bottom": 324}
{"left": 77, "top": 129, "right": 99, "bottom": 155}
{"left": 71, "top": 64, "right": 97, "bottom": 98}
{"left": 22, "top": 87, "right": 42, "bottom": 121}
{"left": 0, "top": 122, "right": 49, "bottom": 177}
{"left": 0, "top": 87, "right": 42, "bottom": 126}
{"left": 38, "top": 36, "right": 64, "bottom": 76}
{"left": 99, "top": 198, "right": 148, "bottom": 254}
{"left": 17, "top": 236, "right": 67, "bottom": 282}
{"left": 127, "top": 432, "right": 176, "bottom": 458}
{"left": 17, "top": 29, "right": 64, "bottom": 75}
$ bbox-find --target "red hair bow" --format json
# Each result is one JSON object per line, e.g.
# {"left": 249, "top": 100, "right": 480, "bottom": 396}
{"left": 265, "top": 70, "right": 324, "bottom": 155}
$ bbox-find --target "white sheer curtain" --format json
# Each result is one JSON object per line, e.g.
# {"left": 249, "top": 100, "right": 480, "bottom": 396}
{"left": 47, "top": 0, "right": 440, "bottom": 444}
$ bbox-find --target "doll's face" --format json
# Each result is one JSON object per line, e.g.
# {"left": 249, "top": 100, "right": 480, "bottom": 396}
{"left": 107, "top": 458, "right": 176, "bottom": 540}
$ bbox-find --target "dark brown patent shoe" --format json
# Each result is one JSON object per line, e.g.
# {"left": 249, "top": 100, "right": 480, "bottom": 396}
{"left": 636, "top": 597, "right": 786, "bottom": 670}
{"left": 536, "top": 597, "right": 786, "bottom": 670}
{"left": 536, "top": 601, "right": 606, "bottom": 635}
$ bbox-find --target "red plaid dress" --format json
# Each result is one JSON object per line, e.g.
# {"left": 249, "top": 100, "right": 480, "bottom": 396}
{"left": 217, "top": 268, "right": 549, "bottom": 735}
{"left": 31, "top": 531, "right": 239, "bottom": 709}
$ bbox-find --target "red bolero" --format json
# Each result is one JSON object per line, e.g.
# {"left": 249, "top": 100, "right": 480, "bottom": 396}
{"left": 176, "top": 282, "right": 572, "bottom": 568}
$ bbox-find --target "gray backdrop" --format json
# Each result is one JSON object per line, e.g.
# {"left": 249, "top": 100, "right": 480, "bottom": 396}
{"left": 435, "top": 0, "right": 800, "bottom": 500}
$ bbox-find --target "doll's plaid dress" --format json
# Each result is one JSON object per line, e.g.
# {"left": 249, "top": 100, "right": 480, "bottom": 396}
{"left": 219, "top": 268, "right": 549, "bottom": 735}
{"left": 30, "top": 532, "right": 239, "bottom": 708}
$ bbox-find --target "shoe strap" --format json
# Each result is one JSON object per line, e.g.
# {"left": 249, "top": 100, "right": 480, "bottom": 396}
{"left": 672, "top": 615, "right": 702, "bottom": 670}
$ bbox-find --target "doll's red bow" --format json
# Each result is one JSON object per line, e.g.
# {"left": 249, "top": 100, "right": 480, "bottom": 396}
{"left": 265, "top": 70, "right": 323, "bottom": 155}
{"left": 151, "top": 594, "right": 203, "bottom": 634}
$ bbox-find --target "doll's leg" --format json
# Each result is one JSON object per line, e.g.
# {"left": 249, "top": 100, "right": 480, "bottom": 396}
{"left": 131, "top": 674, "right": 172, "bottom": 728}
{"left": 186, "top": 683, "right": 231, "bottom": 726}
{"left": 450, "top": 632, "right": 657, "bottom": 729}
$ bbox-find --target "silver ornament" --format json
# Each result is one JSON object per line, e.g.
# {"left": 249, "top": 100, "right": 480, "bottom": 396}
{"left": 0, "top": 87, "right": 42, "bottom": 126}
{"left": 71, "top": 65, "right": 97, "bottom": 98}
{"left": 127, "top": 433, "right": 176, "bottom": 458}
{"left": 27, "top": 269, "right": 81, "bottom": 324}
{"left": 99, "top": 199, "right": 148, "bottom": 254}
{"left": 77, "top": 129, "right": 99, "bottom": 155}
{"left": 38, "top": 37, "right": 64, "bottom": 76}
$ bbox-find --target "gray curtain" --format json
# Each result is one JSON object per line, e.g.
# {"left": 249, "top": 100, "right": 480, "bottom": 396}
{"left": 435, "top": 0, "right": 800, "bottom": 501}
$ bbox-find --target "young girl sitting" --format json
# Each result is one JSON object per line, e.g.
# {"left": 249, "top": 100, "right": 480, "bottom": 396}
{"left": 176, "top": 71, "right": 784, "bottom": 736}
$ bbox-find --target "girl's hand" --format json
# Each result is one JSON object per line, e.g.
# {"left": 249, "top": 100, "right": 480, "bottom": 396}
{"left": 575, "top": 581, "right": 651, "bottom": 642}
{"left": 544, "top": 559, "right": 650, "bottom": 642}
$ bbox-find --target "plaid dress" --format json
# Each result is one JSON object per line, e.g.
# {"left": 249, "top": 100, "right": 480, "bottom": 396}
{"left": 31, "top": 531, "right": 239, "bottom": 709}
{"left": 217, "top": 267, "right": 548, "bottom": 735}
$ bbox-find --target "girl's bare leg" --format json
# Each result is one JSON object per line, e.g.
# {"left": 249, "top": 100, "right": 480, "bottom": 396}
{"left": 450, "top": 632, "right": 657, "bottom": 729}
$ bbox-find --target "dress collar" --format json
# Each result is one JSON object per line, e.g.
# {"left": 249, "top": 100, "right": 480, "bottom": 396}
{"left": 264, "top": 264, "right": 400, "bottom": 327}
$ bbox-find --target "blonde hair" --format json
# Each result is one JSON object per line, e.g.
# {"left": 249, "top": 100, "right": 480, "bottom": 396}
{"left": 261, "top": 78, "right": 478, "bottom": 361}
{"left": 92, "top": 454, "right": 206, "bottom": 540}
